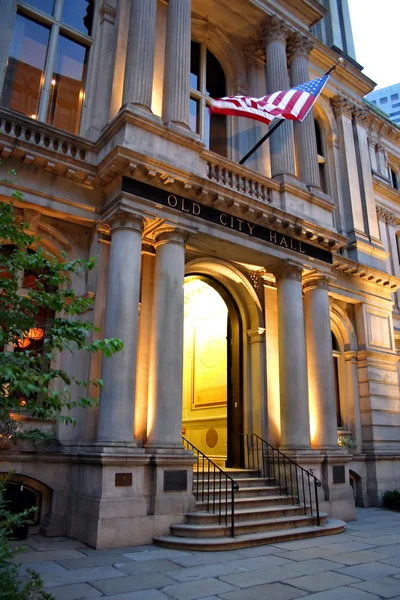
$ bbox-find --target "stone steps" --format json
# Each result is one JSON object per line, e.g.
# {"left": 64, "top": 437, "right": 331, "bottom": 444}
{"left": 154, "top": 467, "right": 345, "bottom": 551}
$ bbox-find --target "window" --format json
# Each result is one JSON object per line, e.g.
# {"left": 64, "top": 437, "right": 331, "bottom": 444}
{"left": 331, "top": 332, "right": 343, "bottom": 428}
{"left": 314, "top": 119, "right": 327, "bottom": 193}
{"left": 391, "top": 168, "right": 399, "bottom": 190}
{"left": 1, "top": 1, "right": 93, "bottom": 134}
{"left": 190, "top": 41, "right": 227, "bottom": 157}
{"left": 391, "top": 93, "right": 399, "bottom": 102}
{"left": 380, "top": 97, "right": 388, "bottom": 104}
{"left": 390, "top": 111, "right": 400, "bottom": 118}
{"left": 393, "top": 103, "right": 400, "bottom": 109}
{"left": 371, "top": 100, "right": 377, "bottom": 105}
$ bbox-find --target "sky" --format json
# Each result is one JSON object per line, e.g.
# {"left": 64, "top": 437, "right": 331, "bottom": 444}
{"left": 348, "top": 0, "right": 400, "bottom": 90}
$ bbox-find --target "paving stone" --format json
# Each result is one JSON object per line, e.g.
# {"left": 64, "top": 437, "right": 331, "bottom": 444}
{"left": 161, "top": 577, "right": 237, "bottom": 600}
{"left": 297, "top": 586, "right": 380, "bottom": 599}
{"left": 165, "top": 560, "right": 243, "bottom": 582}
{"left": 383, "top": 557, "right": 400, "bottom": 567}
{"left": 219, "top": 565, "right": 289, "bottom": 588}
{"left": 352, "top": 576, "right": 400, "bottom": 598}
{"left": 222, "top": 554, "right": 292, "bottom": 572}
{"left": 336, "top": 561, "right": 400, "bottom": 580}
{"left": 56, "top": 554, "right": 134, "bottom": 569}
{"left": 272, "top": 547, "right": 339, "bottom": 562}
{"left": 375, "top": 545, "right": 400, "bottom": 558}
{"left": 229, "top": 545, "right": 285, "bottom": 558}
{"left": 28, "top": 540, "right": 84, "bottom": 551}
{"left": 42, "top": 565, "right": 126, "bottom": 588}
{"left": 319, "top": 541, "right": 376, "bottom": 552}
{"left": 271, "top": 534, "right": 356, "bottom": 551}
{"left": 11, "top": 549, "right": 88, "bottom": 563}
{"left": 98, "top": 591, "right": 171, "bottom": 600}
{"left": 278, "top": 558, "right": 346, "bottom": 577}
{"left": 90, "top": 572, "right": 177, "bottom": 595}
{"left": 358, "top": 535, "right": 400, "bottom": 547}
{"left": 114, "top": 559, "right": 183, "bottom": 575}
{"left": 123, "top": 549, "right": 191, "bottom": 562}
{"left": 283, "top": 570, "right": 361, "bottom": 592}
{"left": 219, "top": 581, "right": 308, "bottom": 600}
{"left": 168, "top": 551, "right": 243, "bottom": 567}
{"left": 18, "top": 560, "right": 67, "bottom": 576}
{"left": 326, "top": 549, "right": 393, "bottom": 565}
{"left": 48, "top": 583, "right": 102, "bottom": 599}
{"left": 79, "top": 545, "right": 158, "bottom": 557}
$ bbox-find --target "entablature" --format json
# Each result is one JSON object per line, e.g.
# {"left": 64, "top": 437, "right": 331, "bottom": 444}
{"left": 333, "top": 256, "right": 400, "bottom": 291}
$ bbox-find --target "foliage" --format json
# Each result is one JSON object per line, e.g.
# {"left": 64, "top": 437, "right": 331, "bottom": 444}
{"left": 382, "top": 490, "right": 400, "bottom": 511}
{"left": 337, "top": 435, "right": 357, "bottom": 449}
{"left": 0, "top": 167, "right": 123, "bottom": 437}
{"left": 0, "top": 475, "right": 54, "bottom": 600}
{"left": 15, "top": 430, "right": 63, "bottom": 452}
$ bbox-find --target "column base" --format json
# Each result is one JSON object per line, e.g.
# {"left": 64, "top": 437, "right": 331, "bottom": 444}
{"left": 89, "top": 441, "right": 145, "bottom": 454}
{"left": 121, "top": 103, "right": 163, "bottom": 124}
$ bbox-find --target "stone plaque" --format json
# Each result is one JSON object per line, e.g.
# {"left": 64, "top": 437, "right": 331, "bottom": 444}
{"left": 332, "top": 466, "right": 346, "bottom": 484}
{"left": 115, "top": 473, "right": 132, "bottom": 487}
{"left": 164, "top": 470, "right": 187, "bottom": 492}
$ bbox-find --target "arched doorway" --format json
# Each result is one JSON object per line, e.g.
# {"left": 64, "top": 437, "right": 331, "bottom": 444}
{"left": 183, "top": 275, "right": 243, "bottom": 467}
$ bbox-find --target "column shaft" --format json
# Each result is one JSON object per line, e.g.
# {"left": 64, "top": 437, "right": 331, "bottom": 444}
{"left": 288, "top": 36, "right": 320, "bottom": 189}
{"left": 264, "top": 17, "right": 296, "bottom": 178}
{"left": 122, "top": 0, "right": 157, "bottom": 111}
{"left": 304, "top": 274, "right": 338, "bottom": 449}
{"left": 276, "top": 264, "right": 310, "bottom": 449}
{"left": 146, "top": 229, "right": 187, "bottom": 448}
{"left": 96, "top": 213, "right": 144, "bottom": 445}
{"left": 162, "top": 0, "right": 191, "bottom": 129}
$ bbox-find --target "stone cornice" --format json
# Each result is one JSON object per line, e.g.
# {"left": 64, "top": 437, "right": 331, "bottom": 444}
{"left": 333, "top": 256, "right": 400, "bottom": 290}
{"left": 373, "top": 176, "right": 400, "bottom": 204}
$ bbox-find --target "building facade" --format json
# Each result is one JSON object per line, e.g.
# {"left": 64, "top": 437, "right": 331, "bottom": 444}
{"left": 366, "top": 83, "right": 400, "bottom": 128}
{"left": 0, "top": 0, "right": 400, "bottom": 549}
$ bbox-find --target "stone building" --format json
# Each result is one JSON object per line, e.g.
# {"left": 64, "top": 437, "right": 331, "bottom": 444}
{"left": 0, "top": 0, "right": 399, "bottom": 550}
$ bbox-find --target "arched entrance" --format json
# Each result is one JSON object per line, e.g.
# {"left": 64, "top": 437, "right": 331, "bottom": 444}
{"left": 183, "top": 275, "right": 243, "bottom": 467}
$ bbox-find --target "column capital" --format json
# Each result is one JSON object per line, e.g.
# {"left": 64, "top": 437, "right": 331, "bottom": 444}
{"left": 262, "top": 15, "right": 291, "bottom": 44}
{"left": 376, "top": 205, "right": 396, "bottom": 225}
{"left": 303, "top": 270, "right": 335, "bottom": 292}
{"left": 153, "top": 226, "right": 189, "bottom": 247}
{"left": 331, "top": 95, "right": 355, "bottom": 119}
{"left": 107, "top": 211, "right": 146, "bottom": 234}
{"left": 287, "top": 33, "right": 314, "bottom": 61}
{"left": 274, "top": 262, "right": 303, "bottom": 283}
{"left": 244, "top": 39, "right": 266, "bottom": 64}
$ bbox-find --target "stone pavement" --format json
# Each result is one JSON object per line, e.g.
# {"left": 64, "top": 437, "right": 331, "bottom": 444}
{"left": 12, "top": 508, "right": 400, "bottom": 600}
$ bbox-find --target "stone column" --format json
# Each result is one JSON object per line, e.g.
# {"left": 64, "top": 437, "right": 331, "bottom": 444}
{"left": 162, "top": 0, "right": 191, "bottom": 131}
{"left": 264, "top": 16, "right": 296, "bottom": 179}
{"left": 276, "top": 263, "right": 310, "bottom": 449}
{"left": 303, "top": 272, "right": 338, "bottom": 449}
{"left": 0, "top": 0, "right": 16, "bottom": 94}
{"left": 122, "top": 0, "right": 157, "bottom": 112}
{"left": 146, "top": 228, "right": 188, "bottom": 449}
{"left": 85, "top": 1, "right": 118, "bottom": 139}
{"left": 96, "top": 212, "right": 145, "bottom": 447}
{"left": 288, "top": 34, "right": 320, "bottom": 190}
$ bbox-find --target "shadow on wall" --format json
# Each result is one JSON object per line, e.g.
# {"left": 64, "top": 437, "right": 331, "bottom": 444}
{"left": 0, "top": 473, "right": 53, "bottom": 533}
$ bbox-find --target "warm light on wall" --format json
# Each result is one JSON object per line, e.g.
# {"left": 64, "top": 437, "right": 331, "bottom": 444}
{"left": 14, "top": 338, "right": 31, "bottom": 349}
{"left": 27, "top": 328, "right": 44, "bottom": 341}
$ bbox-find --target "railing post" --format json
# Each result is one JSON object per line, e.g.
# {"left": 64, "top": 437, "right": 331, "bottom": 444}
{"left": 314, "top": 478, "right": 320, "bottom": 526}
{"left": 231, "top": 480, "right": 235, "bottom": 537}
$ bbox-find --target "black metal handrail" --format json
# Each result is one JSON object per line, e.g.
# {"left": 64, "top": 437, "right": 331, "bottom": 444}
{"left": 241, "top": 433, "right": 321, "bottom": 526}
{"left": 182, "top": 436, "right": 239, "bottom": 537}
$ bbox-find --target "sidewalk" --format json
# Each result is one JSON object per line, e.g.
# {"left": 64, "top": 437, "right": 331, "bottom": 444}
{"left": 12, "top": 507, "right": 400, "bottom": 600}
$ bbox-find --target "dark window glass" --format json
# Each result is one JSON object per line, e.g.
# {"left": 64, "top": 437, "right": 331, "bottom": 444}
{"left": 319, "top": 163, "right": 326, "bottom": 193}
{"left": 47, "top": 35, "right": 87, "bottom": 133}
{"left": 190, "top": 98, "right": 199, "bottom": 133}
{"left": 315, "top": 119, "right": 324, "bottom": 156}
{"left": 61, "top": 0, "right": 94, "bottom": 36}
{"left": 209, "top": 112, "right": 227, "bottom": 156}
{"left": 333, "top": 356, "right": 342, "bottom": 427}
{"left": 391, "top": 93, "right": 399, "bottom": 101}
{"left": 390, "top": 110, "right": 400, "bottom": 117}
{"left": 380, "top": 97, "right": 388, "bottom": 104}
{"left": 25, "top": 0, "right": 54, "bottom": 15}
{"left": 391, "top": 169, "right": 398, "bottom": 190}
{"left": 1, "top": 15, "right": 50, "bottom": 119}
{"left": 331, "top": 331, "right": 340, "bottom": 351}
{"left": 393, "top": 102, "right": 400, "bottom": 108}
{"left": 206, "top": 50, "right": 225, "bottom": 98}
{"left": 371, "top": 100, "right": 377, "bottom": 105}
{"left": 190, "top": 41, "right": 200, "bottom": 90}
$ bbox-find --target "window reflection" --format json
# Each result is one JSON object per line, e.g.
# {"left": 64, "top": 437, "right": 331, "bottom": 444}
{"left": 1, "top": 14, "right": 49, "bottom": 119}
{"left": 25, "top": 0, "right": 54, "bottom": 15}
{"left": 47, "top": 35, "right": 87, "bottom": 133}
{"left": 61, "top": 0, "right": 95, "bottom": 36}
{"left": 190, "top": 41, "right": 200, "bottom": 91}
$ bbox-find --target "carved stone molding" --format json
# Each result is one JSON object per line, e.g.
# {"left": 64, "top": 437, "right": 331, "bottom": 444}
{"left": 274, "top": 262, "right": 303, "bottom": 283}
{"left": 108, "top": 211, "right": 146, "bottom": 234}
{"left": 331, "top": 95, "right": 355, "bottom": 119}
{"left": 303, "top": 270, "right": 334, "bottom": 292}
{"left": 262, "top": 15, "right": 291, "bottom": 44}
{"left": 287, "top": 33, "right": 314, "bottom": 61}
{"left": 244, "top": 39, "right": 266, "bottom": 64}
{"left": 353, "top": 107, "right": 369, "bottom": 124}
{"left": 376, "top": 205, "right": 396, "bottom": 225}
{"left": 153, "top": 226, "right": 190, "bottom": 247}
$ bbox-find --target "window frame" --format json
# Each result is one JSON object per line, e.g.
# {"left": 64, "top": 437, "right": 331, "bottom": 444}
{"left": 10, "top": 0, "right": 93, "bottom": 133}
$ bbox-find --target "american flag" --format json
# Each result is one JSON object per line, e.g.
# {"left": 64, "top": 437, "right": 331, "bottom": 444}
{"left": 209, "top": 74, "right": 330, "bottom": 125}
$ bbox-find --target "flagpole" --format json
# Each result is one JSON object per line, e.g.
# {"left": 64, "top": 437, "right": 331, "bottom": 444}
{"left": 238, "top": 59, "right": 343, "bottom": 167}
{"left": 239, "top": 118, "right": 284, "bottom": 165}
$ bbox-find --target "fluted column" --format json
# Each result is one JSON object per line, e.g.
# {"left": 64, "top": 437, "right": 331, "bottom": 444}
{"left": 303, "top": 272, "right": 338, "bottom": 449}
{"left": 0, "top": 0, "right": 17, "bottom": 94}
{"left": 146, "top": 228, "right": 188, "bottom": 449}
{"left": 276, "top": 263, "right": 310, "bottom": 449}
{"left": 122, "top": 0, "right": 157, "bottom": 112}
{"left": 264, "top": 16, "right": 296, "bottom": 179}
{"left": 96, "top": 212, "right": 145, "bottom": 446}
{"left": 162, "top": 0, "right": 191, "bottom": 130}
{"left": 288, "top": 34, "right": 320, "bottom": 190}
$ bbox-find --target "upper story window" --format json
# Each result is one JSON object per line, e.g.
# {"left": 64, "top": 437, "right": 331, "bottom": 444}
{"left": 380, "top": 97, "right": 388, "bottom": 104}
{"left": 314, "top": 119, "right": 327, "bottom": 193}
{"left": 390, "top": 168, "right": 399, "bottom": 190}
{"left": 190, "top": 41, "right": 227, "bottom": 157}
{"left": 0, "top": 1, "right": 94, "bottom": 134}
{"left": 391, "top": 94, "right": 399, "bottom": 102}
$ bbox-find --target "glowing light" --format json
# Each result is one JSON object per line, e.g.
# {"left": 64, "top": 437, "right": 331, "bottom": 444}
{"left": 51, "top": 79, "right": 56, "bottom": 85}
{"left": 20, "top": 400, "right": 27, "bottom": 407}
{"left": 14, "top": 338, "right": 31, "bottom": 349}
{"left": 27, "top": 327, "right": 44, "bottom": 341}
{"left": 31, "top": 114, "right": 37, "bottom": 119}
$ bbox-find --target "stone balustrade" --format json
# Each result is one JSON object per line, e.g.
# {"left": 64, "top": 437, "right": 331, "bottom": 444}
{"left": 206, "top": 156, "right": 274, "bottom": 204}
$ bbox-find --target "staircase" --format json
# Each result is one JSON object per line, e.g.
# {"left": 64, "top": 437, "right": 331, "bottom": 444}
{"left": 154, "top": 435, "right": 345, "bottom": 551}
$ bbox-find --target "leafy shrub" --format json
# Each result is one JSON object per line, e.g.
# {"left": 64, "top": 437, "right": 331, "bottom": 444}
{"left": 382, "top": 490, "right": 400, "bottom": 511}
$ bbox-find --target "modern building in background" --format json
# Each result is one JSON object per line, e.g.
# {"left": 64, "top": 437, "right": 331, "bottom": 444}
{"left": 0, "top": 0, "right": 399, "bottom": 550}
{"left": 366, "top": 83, "right": 400, "bottom": 127}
